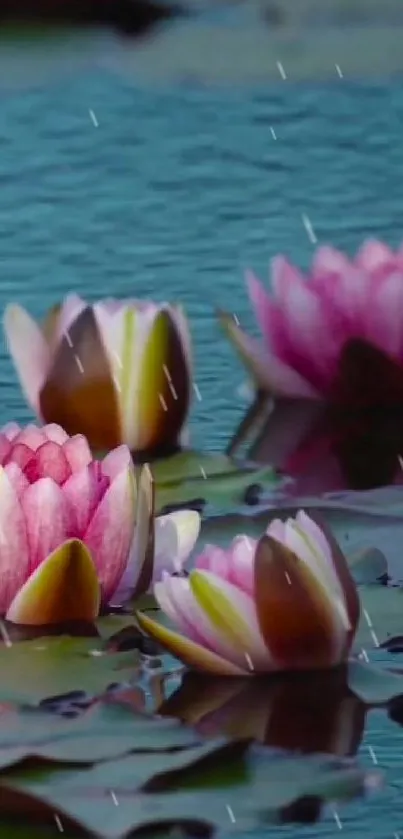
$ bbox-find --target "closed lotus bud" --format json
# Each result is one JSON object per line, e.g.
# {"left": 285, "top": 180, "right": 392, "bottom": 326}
{"left": 4, "top": 295, "right": 192, "bottom": 458}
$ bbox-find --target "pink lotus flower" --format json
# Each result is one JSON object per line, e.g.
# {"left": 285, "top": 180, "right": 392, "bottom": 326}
{"left": 4, "top": 294, "right": 192, "bottom": 456}
{"left": 0, "top": 422, "right": 200, "bottom": 625}
{"left": 137, "top": 510, "right": 360, "bottom": 676}
{"left": 220, "top": 239, "right": 403, "bottom": 397}
{"left": 221, "top": 239, "right": 403, "bottom": 492}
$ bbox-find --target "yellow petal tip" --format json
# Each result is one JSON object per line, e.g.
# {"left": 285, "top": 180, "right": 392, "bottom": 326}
{"left": 6, "top": 539, "right": 101, "bottom": 626}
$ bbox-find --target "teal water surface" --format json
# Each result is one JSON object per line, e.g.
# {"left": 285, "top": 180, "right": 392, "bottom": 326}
{"left": 1, "top": 62, "right": 403, "bottom": 837}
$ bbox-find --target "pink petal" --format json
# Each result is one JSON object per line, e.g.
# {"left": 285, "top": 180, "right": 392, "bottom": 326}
{"left": 154, "top": 576, "right": 204, "bottom": 644}
{"left": 24, "top": 441, "right": 71, "bottom": 486}
{"left": 62, "top": 435, "right": 93, "bottom": 473}
{"left": 4, "top": 463, "right": 29, "bottom": 501}
{"left": 195, "top": 545, "right": 232, "bottom": 578}
{"left": 0, "top": 435, "right": 12, "bottom": 465}
{"left": 246, "top": 270, "right": 290, "bottom": 360}
{"left": 271, "top": 257, "right": 339, "bottom": 390}
{"left": 227, "top": 535, "right": 256, "bottom": 596}
{"left": 83, "top": 466, "right": 135, "bottom": 602}
{"left": 0, "top": 467, "right": 30, "bottom": 614}
{"left": 101, "top": 445, "right": 132, "bottom": 481}
{"left": 62, "top": 467, "right": 108, "bottom": 537}
{"left": 3, "top": 305, "right": 50, "bottom": 414}
{"left": 21, "top": 477, "right": 68, "bottom": 573}
{"left": 160, "top": 574, "right": 244, "bottom": 665}
{"left": 365, "top": 272, "right": 403, "bottom": 361}
{"left": 219, "top": 313, "right": 318, "bottom": 399}
{"left": 311, "top": 246, "right": 352, "bottom": 282}
{"left": 42, "top": 424, "right": 69, "bottom": 445}
{"left": 5, "top": 443, "right": 35, "bottom": 472}
{"left": 12, "top": 424, "right": 46, "bottom": 451}
{"left": 190, "top": 570, "right": 272, "bottom": 670}
{"left": 1, "top": 423, "right": 21, "bottom": 441}
{"left": 355, "top": 239, "right": 396, "bottom": 275}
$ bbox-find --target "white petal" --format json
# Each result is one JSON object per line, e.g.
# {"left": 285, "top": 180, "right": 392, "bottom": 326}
{"left": 153, "top": 510, "right": 201, "bottom": 581}
{"left": 3, "top": 304, "right": 50, "bottom": 413}
{"left": 284, "top": 519, "right": 350, "bottom": 633}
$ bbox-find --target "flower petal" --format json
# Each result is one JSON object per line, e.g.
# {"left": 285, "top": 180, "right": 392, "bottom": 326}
{"left": 83, "top": 462, "right": 136, "bottom": 603}
{"left": 42, "top": 424, "right": 69, "bottom": 445}
{"left": 132, "top": 308, "right": 191, "bottom": 453}
{"left": 136, "top": 612, "right": 247, "bottom": 676}
{"left": 153, "top": 510, "right": 201, "bottom": 581}
{"left": 21, "top": 478, "right": 68, "bottom": 574}
{"left": 282, "top": 518, "right": 350, "bottom": 634}
{"left": 62, "top": 467, "right": 105, "bottom": 536}
{"left": 254, "top": 535, "right": 344, "bottom": 669}
{"left": 217, "top": 310, "right": 318, "bottom": 398}
{"left": 24, "top": 441, "right": 71, "bottom": 486}
{"left": 62, "top": 434, "right": 93, "bottom": 473}
{"left": 189, "top": 570, "right": 271, "bottom": 672}
{"left": 168, "top": 304, "right": 193, "bottom": 376}
{"left": 1, "top": 423, "right": 21, "bottom": 442}
{"left": 303, "top": 511, "right": 360, "bottom": 652}
{"left": 12, "top": 425, "right": 46, "bottom": 451}
{"left": 101, "top": 445, "right": 132, "bottom": 481}
{"left": 0, "top": 466, "right": 30, "bottom": 614}
{"left": 3, "top": 305, "right": 50, "bottom": 414}
{"left": 129, "top": 465, "right": 155, "bottom": 600}
{"left": 158, "top": 574, "right": 245, "bottom": 664}
{"left": 39, "top": 306, "right": 121, "bottom": 451}
{"left": 6, "top": 539, "right": 100, "bottom": 625}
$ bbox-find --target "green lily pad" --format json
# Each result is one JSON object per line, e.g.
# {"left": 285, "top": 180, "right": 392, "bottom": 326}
{"left": 356, "top": 585, "right": 403, "bottom": 649}
{"left": 348, "top": 660, "right": 403, "bottom": 705}
{"left": 0, "top": 701, "right": 200, "bottom": 771}
{"left": 152, "top": 450, "right": 278, "bottom": 514}
{"left": 0, "top": 743, "right": 378, "bottom": 838}
{"left": 0, "top": 637, "right": 137, "bottom": 704}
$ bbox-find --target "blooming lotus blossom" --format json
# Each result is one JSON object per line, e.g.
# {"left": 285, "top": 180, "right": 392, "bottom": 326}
{"left": 137, "top": 511, "right": 360, "bottom": 676}
{"left": 4, "top": 295, "right": 192, "bottom": 457}
{"left": 220, "top": 239, "right": 403, "bottom": 398}
{"left": 221, "top": 240, "right": 403, "bottom": 492}
{"left": 0, "top": 422, "right": 200, "bottom": 625}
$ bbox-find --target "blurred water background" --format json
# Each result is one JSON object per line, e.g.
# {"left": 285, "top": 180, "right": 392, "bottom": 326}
{"left": 2, "top": 2, "right": 403, "bottom": 835}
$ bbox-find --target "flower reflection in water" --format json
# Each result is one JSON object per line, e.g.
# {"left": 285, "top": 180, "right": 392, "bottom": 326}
{"left": 158, "top": 667, "right": 366, "bottom": 758}
{"left": 228, "top": 340, "right": 403, "bottom": 495}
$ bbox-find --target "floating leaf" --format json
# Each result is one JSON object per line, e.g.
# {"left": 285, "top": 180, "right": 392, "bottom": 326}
{"left": 153, "top": 450, "right": 278, "bottom": 514}
{"left": 347, "top": 660, "right": 403, "bottom": 705}
{"left": 0, "top": 743, "right": 378, "bottom": 838}
{"left": 0, "top": 701, "right": 200, "bottom": 770}
{"left": 0, "top": 637, "right": 137, "bottom": 704}
{"left": 355, "top": 586, "right": 403, "bottom": 649}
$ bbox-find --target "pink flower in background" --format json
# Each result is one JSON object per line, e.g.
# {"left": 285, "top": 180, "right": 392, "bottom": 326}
{"left": 137, "top": 510, "right": 360, "bottom": 676}
{"left": 0, "top": 423, "right": 200, "bottom": 625}
{"left": 220, "top": 239, "right": 403, "bottom": 398}
{"left": 221, "top": 239, "right": 403, "bottom": 493}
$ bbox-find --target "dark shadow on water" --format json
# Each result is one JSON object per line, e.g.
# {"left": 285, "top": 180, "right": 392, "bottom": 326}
{"left": 0, "top": 0, "right": 186, "bottom": 38}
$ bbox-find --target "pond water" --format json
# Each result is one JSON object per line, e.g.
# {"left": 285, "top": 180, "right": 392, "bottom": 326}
{"left": 1, "top": 21, "right": 403, "bottom": 839}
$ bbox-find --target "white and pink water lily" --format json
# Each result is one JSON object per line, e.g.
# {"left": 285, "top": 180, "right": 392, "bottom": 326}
{"left": 137, "top": 511, "right": 360, "bottom": 676}
{"left": 0, "top": 423, "right": 200, "bottom": 625}
{"left": 4, "top": 295, "right": 192, "bottom": 456}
